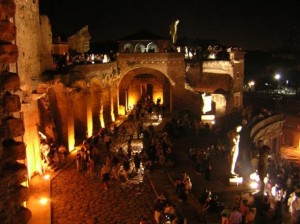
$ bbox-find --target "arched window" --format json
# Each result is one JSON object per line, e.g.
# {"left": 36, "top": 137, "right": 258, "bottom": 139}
{"left": 146, "top": 42, "right": 158, "bottom": 53}
{"left": 134, "top": 43, "right": 146, "bottom": 53}
{"left": 123, "top": 43, "right": 133, "bottom": 53}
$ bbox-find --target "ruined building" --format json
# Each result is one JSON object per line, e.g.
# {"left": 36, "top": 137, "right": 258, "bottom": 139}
{"left": 0, "top": 1, "right": 245, "bottom": 223}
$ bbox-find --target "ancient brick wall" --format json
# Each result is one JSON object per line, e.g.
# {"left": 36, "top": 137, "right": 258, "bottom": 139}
{"left": 14, "top": 0, "right": 52, "bottom": 91}
{"left": 0, "top": 0, "right": 31, "bottom": 223}
{"left": 14, "top": 0, "right": 41, "bottom": 91}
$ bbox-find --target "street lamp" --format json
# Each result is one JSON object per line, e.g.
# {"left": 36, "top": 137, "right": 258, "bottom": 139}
{"left": 248, "top": 81, "right": 255, "bottom": 91}
{"left": 274, "top": 73, "right": 281, "bottom": 81}
{"left": 274, "top": 74, "right": 281, "bottom": 91}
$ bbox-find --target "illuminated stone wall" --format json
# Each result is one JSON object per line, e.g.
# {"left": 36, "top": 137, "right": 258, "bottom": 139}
{"left": 39, "top": 15, "right": 54, "bottom": 72}
{"left": 0, "top": 0, "right": 31, "bottom": 223}
{"left": 14, "top": 0, "right": 52, "bottom": 91}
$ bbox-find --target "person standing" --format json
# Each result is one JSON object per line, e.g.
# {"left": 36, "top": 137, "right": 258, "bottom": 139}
{"left": 229, "top": 206, "right": 242, "bottom": 224}
{"left": 87, "top": 158, "right": 95, "bottom": 179}
{"left": 40, "top": 141, "right": 51, "bottom": 165}
{"left": 58, "top": 144, "right": 67, "bottom": 163}
{"left": 133, "top": 153, "right": 141, "bottom": 173}
{"left": 123, "top": 157, "right": 130, "bottom": 181}
{"left": 104, "top": 133, "right": 112, "bottom": 153}
{"left": 100, "top": 164, "right": 111, "bottom": 190}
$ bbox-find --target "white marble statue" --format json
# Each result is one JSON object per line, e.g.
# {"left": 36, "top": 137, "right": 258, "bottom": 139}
{"left": 229, "top": 125, "right": 242, "bottom": 176}
{"left": 170, "top": 19, "right": 180, "bottom": 45}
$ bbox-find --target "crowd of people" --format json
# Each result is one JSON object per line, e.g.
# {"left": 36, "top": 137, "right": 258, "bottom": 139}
{"left": 40, "top": 99, "right": 300, "bottom": 223}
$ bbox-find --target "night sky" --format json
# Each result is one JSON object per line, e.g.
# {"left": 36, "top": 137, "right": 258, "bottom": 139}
{"left": 39, "top": 0, "right": 300, "bottom": 51}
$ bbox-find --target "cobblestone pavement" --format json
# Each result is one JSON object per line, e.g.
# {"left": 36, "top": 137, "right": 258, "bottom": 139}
{"left": 51, "top": 114, "right": 164, "bottom": 224}
{"left": 51, "top": 162, "right": 157, "bottom": 224}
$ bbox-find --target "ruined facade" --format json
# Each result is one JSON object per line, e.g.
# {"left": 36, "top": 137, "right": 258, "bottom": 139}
{"left": 35, "top": 35, "right": 245, "bottom": 153}
{"left": 68, "top": 25, "right": 91, "bottom": 54}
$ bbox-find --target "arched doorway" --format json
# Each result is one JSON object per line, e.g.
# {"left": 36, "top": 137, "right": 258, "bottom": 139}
{"left": 118, "top": 68, "right": 171, "bottom": 114}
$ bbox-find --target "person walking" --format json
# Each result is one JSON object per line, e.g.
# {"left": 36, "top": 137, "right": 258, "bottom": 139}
{"left": 87, "top": 158, "right": 95, "bottom": 179}
{"left": 101, "top": 164, "right": 111, "bottom": 190}
{"left": 123, "top": 157, "right": 130, "bottom": 181}
{"left": 229, "top": 206, "right": 242, "bottom": 224}
{"left": 58, "top": 144, "right": 67, "bottom": 163}
{"left": 133, "top": 153, "right": 141, "bottom": 173}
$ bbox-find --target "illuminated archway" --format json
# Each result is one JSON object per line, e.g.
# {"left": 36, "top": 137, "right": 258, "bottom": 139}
{"left": 118, "top": 68, "right": 171, "bottom": 114}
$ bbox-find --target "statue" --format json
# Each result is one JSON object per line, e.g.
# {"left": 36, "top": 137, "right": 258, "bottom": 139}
{"left": 228, "top": 125, "right": 242, "bottom": 176}
{"left": 169, "top": 19, "right": 180, "bottom": 45}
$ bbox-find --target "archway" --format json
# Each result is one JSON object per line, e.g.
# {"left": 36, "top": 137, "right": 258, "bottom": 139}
{"left": 212, "top": 89, "right": 228, "bottom": 118}
{"left": 118, "top": 68, "right": 171, "bottom": 114}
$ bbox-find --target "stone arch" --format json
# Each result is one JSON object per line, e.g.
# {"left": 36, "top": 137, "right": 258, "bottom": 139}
{"left": 134, "top": 43, "right": 146, "bottom": 53}
{"left": 212, "top": 88, "right": 228, "bottom": 118}
{"left": 118, "top": 67, "right": 172, "bottom": 113}
{"left": 146, "top": 42, "right": 158, "bottom": 52}
{"left": 124, "top": 43, "right": 133, "bottom": 53}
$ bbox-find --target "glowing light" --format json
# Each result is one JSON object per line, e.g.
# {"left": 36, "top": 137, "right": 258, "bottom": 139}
{"left": 68, "top": 129, "right": 75, "bottom": 152}
{"left": 250, "top": 181, "right": 259, "bottom": 189}
{"left": 229, "top": 176, "right": 243, "bottom": 185}
{"left": 119, "top": 105, "right": 126, "bottom": 116}
{"left": 43, "top": 174, "right": 50, "bottom": 180}
{"left": 208, "top": 53, "right": 216, "bottom": 59}
{"left": 100, "top": 105, "right": 105, "bottom": 128}
{"left": 39, "top": 197, "right": 49, "bottom": 205}
{"left": 128, "top": 95, "right": 138, "bottom": 110}
{"left": 250, "top": 172, "right": 260, "bottom": 181}
{"left": 201, "top": 115, "right": 215, "bottom": 121}
{"left": 202, "top": 93, "right": 212, "bottom": 114}
{"left": 102, "top": 54, "right": 109, "bottom": 63}
{"left": 248, "top": 81, "right": 255, "bottom": 87}
{"left": 274, "top": 74, "right": 281, "bottom": 80}
{"left": 87, "top": 108, "right": 93, "bottom": 138}
{"left": 39, "top": 131, "right": 47, "bottom": 140}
